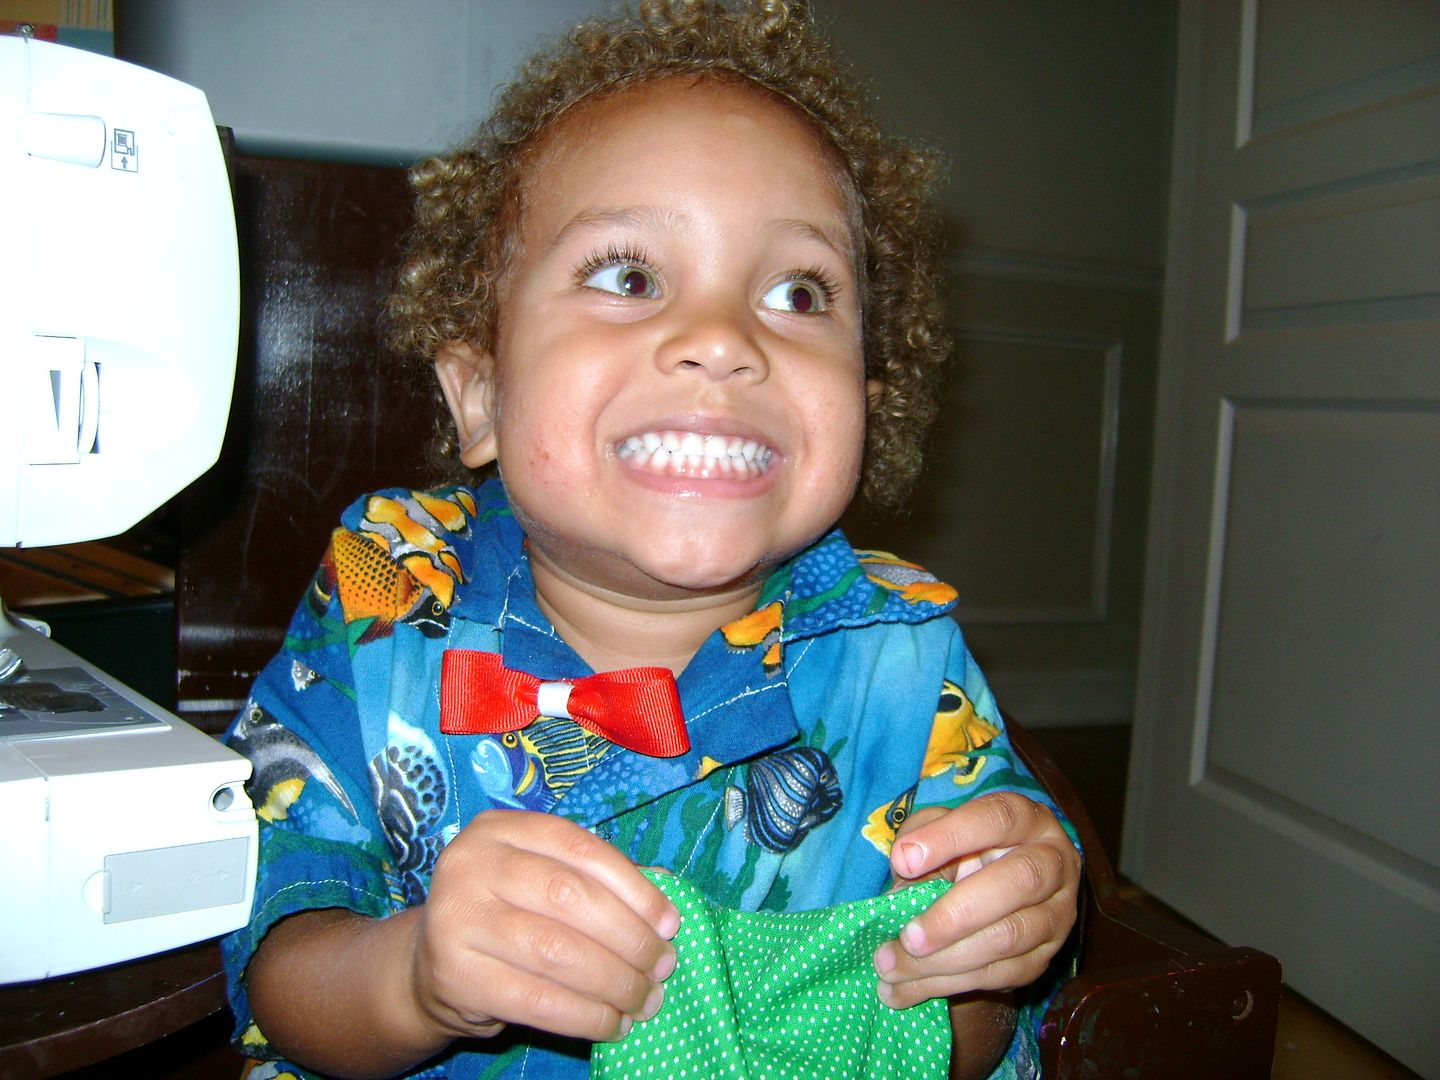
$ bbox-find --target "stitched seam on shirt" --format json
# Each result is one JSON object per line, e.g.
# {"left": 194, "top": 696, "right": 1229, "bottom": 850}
{"left": 783, "top": 636, "right": 816, "bottom": 678}
{"left": 504, "top": 610, "right": 562, "bottom": 638}
{"left": 440, "top": 723, "right": 462, "bottom": 835}
{"left": 253, "top": 878, "right": 389, "bottom": 925}
{"left": 678, "top": 789, "right": 728, "bottom": 877}
{"left": 495, "top": 563, "right": 522, "bottom": 626}
{"left": 684, "top": 679, "right": 785, "bottom": 725}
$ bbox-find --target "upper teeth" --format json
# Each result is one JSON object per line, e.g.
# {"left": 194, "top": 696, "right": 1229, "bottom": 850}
{"left": 617, "top": 430, "right": 773, "bottom": 477}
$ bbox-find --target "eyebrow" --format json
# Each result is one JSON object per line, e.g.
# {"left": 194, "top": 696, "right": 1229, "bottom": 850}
{"left": 771, "top": 217, "right": 855, "bottom": 261}
{"left": 546, "top": 206, "right": 855, "bottom": 260}
{"left": 545, "top": 206, "right": 679, "bottom": 253}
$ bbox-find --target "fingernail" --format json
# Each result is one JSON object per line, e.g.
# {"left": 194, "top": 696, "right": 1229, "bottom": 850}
{"left": 873, "top": 943, "right": 896, "bottom": 975}
{"left": 638, "top": 983, "right": 665, "bottom": 1022}
{"left": 652, "top": 947, "right": 677, "bottom": 981}
{"left": 877, "top": 980, "right": 900, "bottom": 1009}
{"left": 900, "top": 919, "right": 926, "bottom": 954}
{"left": 657, "top": 906, "right": 681, "bottom": 940}
{"left": 616, "top": 1015, "right": 634, "bottom": 1039}
{"left": 895, "top": 840, "right": 924, "bottom": 878}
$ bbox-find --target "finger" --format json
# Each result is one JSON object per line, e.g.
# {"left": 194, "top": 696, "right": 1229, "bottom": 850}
{"left": 458, "top": 950, "right": 642, "bottom": 1042}
{"left": 476, "top": 898, "right": 666, "bottom": 1022}
{"left": 876, "top": 941, "right": 1058, "bottom": 1008}
{"left": 893, "top": 842, "right": 1078, "bottom": 960}
{"left": 480, "top": 837, "right": 679, "bottom": 985}
{"left": 487, "top": 811, "right": 682, "bottom": 940}
{"left": 891, "top": 793, "right": 1068, "bottom": 882}
{"left": 875, "top": 888, "right": 1073, "bottom": 988}
{"left": 886, "top": 806, "right": 949, "bottom": 887}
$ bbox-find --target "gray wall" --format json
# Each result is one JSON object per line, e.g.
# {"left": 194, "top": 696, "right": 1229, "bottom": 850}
{"left": 117, "top": 0, "right": 1176, "bottom": 727}
{"left": 823, "top": 2, "right": 1174, "bottom": 725}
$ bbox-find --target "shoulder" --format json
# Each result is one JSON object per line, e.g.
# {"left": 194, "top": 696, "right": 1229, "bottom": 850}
{"left": 333, "top": 484, "right": 492, "bottom": 541}
{"left": 774, "top": 532, "right": 959, "bottom": 642}
{"left": 309, "top": 482, "right": 512, "bottom": 641}
{"left": 852, "top": 549, "right": 959, "bottom": 608}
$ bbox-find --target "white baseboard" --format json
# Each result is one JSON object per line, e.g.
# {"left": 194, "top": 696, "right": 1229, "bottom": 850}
{"left": 987, "top": 669, "right": 1135, "bottom": 729}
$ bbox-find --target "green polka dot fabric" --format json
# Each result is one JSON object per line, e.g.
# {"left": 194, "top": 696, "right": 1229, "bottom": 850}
{"left": 590, "top": 873, "right": 952, "bottom": 1079}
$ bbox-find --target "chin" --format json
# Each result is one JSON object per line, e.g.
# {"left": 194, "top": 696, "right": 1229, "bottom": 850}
{"left": 640, "top": 521, "right": 836, "bottom": 593}
{"left": 632, "top": 545, "right": 774, "bottom": 596}
{"left": 644, "top": 563, "right": 763, "bottom": 597}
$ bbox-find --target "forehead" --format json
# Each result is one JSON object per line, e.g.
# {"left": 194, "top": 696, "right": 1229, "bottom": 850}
{"left": 520, "top": 75, "right": 858, "bottom": 246}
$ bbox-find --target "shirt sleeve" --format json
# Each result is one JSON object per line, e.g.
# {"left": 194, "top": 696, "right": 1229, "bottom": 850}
{"left": 910, "top": 628, "right": 1078, "bottom": 844}
{"left": 907, "top": 624, "right": 1081, "bottom": 1080}
{"left": 218, "top": 533, "right": 402, "bottom": 1063}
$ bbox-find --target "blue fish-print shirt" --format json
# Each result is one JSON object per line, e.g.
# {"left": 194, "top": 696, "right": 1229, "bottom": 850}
{"left": 223, "top": 479, "right": 1074, "bottom": 1079}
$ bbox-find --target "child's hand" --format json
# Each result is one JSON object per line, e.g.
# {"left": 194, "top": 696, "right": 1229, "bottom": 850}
{"left": 409, "top": 809, "right": 680, "bottom": 1044}
{"left": 873, "top": 793, "right": 1080, "bottom": 1008}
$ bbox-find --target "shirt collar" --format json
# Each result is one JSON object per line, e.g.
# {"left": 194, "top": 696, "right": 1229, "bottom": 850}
{"left": 451, "top": 479, "right": 959, "bottom": 643}
{"left": 442, "top": 481, "right": 958, "bottom": 826}
{"left": 760, "top": 530, "right": 960, "bottom": 641}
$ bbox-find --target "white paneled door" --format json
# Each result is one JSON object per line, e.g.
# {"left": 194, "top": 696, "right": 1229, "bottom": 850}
{"left": 1123, "top": 1, "right": 1440, "bottom": 1076}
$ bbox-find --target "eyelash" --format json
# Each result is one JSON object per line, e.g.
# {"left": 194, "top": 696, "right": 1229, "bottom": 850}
{"left": 782, "top": 266, "right": 840, "bottom": 308}
{"left": 573, "top": 246, "right": 841, "bottom": 311}
{"left": 574, "top": 244, "right": 654, "bottom": 287}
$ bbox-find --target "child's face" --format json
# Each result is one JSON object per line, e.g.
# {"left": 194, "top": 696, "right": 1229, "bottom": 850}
{"left": 439, "top": 76, "right": 871, "bottom": 605}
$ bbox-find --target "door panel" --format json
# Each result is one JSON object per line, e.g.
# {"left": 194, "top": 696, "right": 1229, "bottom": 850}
{"left": 1123, "top": 2, "right": 1440, "bottom": 1075}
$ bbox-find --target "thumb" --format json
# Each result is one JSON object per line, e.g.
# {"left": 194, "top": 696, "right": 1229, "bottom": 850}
{"left": 889, "top": 805, "right": 949, "bottom": 881}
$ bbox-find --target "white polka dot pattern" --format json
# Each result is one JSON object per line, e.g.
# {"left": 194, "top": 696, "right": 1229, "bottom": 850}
{"left": 591, "top": 874, "right": 952, "bottom": 1079}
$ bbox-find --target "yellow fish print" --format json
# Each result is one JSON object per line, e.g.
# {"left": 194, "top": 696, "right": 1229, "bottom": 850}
{"left": 861, "top": 681, "right": 1001, "bottom": 855}
{"left": 862, "top": 785, "right": 916, "bottom": 855}
{"left": 923, "top": 680, "right": 1000, "bottom": 782}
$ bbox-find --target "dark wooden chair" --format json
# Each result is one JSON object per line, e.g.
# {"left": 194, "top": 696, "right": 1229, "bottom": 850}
{"left": 149, "top": 154, "right": 1286, "bottom": 1078}
{"left": 173, "top": 154, "right": 435, "bottom": 735}
{"left": 1006, "top": 719, "right": 1282, "bottom": 1078}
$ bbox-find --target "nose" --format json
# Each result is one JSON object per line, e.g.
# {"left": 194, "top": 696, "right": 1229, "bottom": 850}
{"left": 654, "top": 306, "right": 769, "bottom": 382}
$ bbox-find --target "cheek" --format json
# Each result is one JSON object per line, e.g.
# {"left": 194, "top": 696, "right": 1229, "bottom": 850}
{"left": 495, "top": 394, "right": 594, "bottom": 498}
{"left": 503, "top": 421, "right": 564, "bottom": 482}
{"left": 818, "top": 375, "right": 870, "bottom": 458}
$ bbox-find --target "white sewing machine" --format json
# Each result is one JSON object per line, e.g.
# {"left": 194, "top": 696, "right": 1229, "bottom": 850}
{"left": 0, "top": 33, "right": 256, "bottom": 984}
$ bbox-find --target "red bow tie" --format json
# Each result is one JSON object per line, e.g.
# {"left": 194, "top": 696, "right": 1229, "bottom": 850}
{"left": 439, "top": 650, "right": 690, "bottom": 758}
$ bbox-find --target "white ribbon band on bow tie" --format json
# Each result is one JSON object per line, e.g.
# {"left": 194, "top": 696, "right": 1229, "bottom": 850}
{"left": 535, "top": 680, "right": 575, "bottom": 720}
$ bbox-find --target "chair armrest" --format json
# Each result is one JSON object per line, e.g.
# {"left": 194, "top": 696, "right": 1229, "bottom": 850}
{"left": 1039, "top": 902, "right": 1281, "bottom": 1079}
{"left": 1002, "top": 715, "right": 1281, "bottom": 1079}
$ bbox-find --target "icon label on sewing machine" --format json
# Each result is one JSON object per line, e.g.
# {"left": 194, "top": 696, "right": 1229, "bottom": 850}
{"left": 110, "top": 128, "right": 137, "bottom": 171}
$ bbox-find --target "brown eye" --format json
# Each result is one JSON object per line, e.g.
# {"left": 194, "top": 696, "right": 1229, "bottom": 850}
{"left": 621, "top": 268, "right": 651, "bottom": 295}
{"left": 584, "top": 263, "right": 658, "bottom": 298}
{"left": 761, "top": 279, "right": 828, "bottom": 313}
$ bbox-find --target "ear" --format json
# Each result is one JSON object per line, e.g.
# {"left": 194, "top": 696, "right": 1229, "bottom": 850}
{"left": 435, "top": 341, "right": 499, "bottom": 468}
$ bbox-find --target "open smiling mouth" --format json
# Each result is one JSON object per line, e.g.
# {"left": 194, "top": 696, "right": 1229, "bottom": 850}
{"left": 616, "top": 430, "right": 775, "bottom": 479}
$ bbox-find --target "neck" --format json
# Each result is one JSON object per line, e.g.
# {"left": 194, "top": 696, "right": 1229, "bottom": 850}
{"left": 527, "top": 550, "right": 762, "bottom": 676}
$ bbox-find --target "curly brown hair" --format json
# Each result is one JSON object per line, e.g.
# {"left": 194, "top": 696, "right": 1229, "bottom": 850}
{"left": 387, "top": 0, "right": 950, "bottom": 509}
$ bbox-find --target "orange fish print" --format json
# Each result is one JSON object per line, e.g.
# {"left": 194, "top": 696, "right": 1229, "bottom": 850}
{"left": 310, "top": 528, "right": 451, "bottom": 644}
{"left": 721, "top": 600, "right": 784, "bottom": 674}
